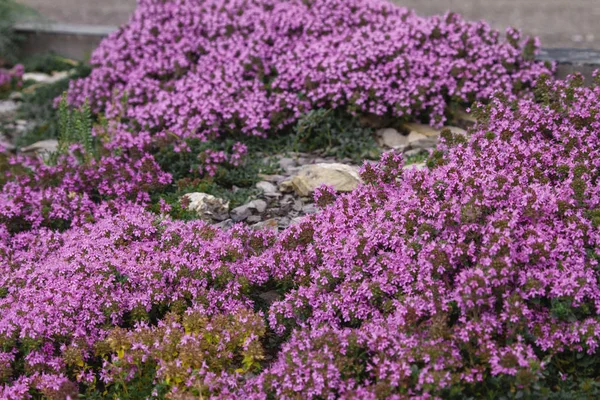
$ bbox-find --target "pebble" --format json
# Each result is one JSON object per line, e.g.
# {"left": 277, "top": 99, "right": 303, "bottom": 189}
{"left": 183, "top": 193, "right": 229, "bottom": 220}
{"left": 231, "top": 199, "right": 268, "bottom": 222}
{"left": 252, "top": 218, "right": 279, "bottom": 232}
{"left": 302, "top": 204, "right": 318, "bottom": 214}
{"left": 256, "top": 181, "right": 279, "bottom": 196}
{"left": 0, "top": 100, "right": 19, "bottom": 121}
{"left": 285, "top": 163, "right": 362, "bottom": 197}
{"left": 21, "top": 139, "right": 59, "bottom": 155}
{"left": 278, "top": 157, "right": 297, "bottom": 173}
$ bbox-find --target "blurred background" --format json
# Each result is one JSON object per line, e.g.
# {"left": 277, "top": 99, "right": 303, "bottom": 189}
{"left": 15, "top": 0, "right": 600, "bottom": 49}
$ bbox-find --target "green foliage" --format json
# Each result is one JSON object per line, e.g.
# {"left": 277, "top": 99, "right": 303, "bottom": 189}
{"left": 150, "top": 181, "right": 259, "bottom": 220}
{"left": 46, "top": 92, "right": 97, "bottom": 164}
{"left": 151, "top": 108, "right": 382, "bottom": 220}
{"left": 21, "top": 52, "right": 78, "bottom": 74}
{"left": 404, "top": 151, "right": 429, "bottom": 166}
{"left": 81, "top": 363, "right": 169, "bottom": 400}
{"left": 291, "top": 109, "right": 381, "bottom": 163}
{"left": 156, "top": 137, "right": 278, "bottom": 182}
{"left": 153, "top": 137, "right": 278, "bottom": 214}
{"left": 15, "top": 63, "right": 92, "bottom": 147}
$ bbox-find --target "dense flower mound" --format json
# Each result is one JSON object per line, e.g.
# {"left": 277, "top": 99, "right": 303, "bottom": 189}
{"left": 2, "top": 75, "right": 600, "bottom": 398}
{"left": 68, "top": 0, "right": 550, "bottom": 141}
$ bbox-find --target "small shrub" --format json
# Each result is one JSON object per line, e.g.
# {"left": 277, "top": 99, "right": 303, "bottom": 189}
{"left": 46, "top": 93, "right": 98, "bottom": 165}
{"left": 292, "top": 109, "right": 380, "bottom": 162}
{"left": 15, "top": 63, "right": 92, "bottom": 147}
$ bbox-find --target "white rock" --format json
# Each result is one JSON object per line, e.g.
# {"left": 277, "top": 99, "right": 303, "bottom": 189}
{"left": 231, "top": 199, "right": 268, "bottom": 222}
{"left": 444, "top": 126, "right": 468, "bottom": 136}
{"left": 377, "top": 128, "right": 408, "bottom": 149}
{"left": 183, "top": 193, "right": 229, "bottom": 220}
{"left": 256, "top": 181, "right": 278, "bottom": 195}
{"left": 252, "top": 218, "right": 279, "bottom": 232}
{"left": 22, "top": 71, "right": 70, "bottom": 84}
{"left": 278, "top": 157, "right": 297, "bottom": 173}
{"left": 403, "top": 122, "right": 440, "bottom": 137}
{"left": 409, "top": 136, "right": 438, "bottom": 150}
{"left": 404, "top": 122, "right": 467, "bottom": 137}
{"left": 284, "top": 163, "right": 362, "bottom": 197}
{"left": 407, "top": 131, "right": 427, "bottom": 144}
{"left": 21, "top": 139, "right": 59, "bottom": 155}
{"left": 403, "top": 163, "right": 427, "bottom": 171}
{"left": 251, "top": 199, "right": 268, "bottom": 213}
{"left": 0, "top": 100, "right": 19, "bottom": 121}
{"left": 8, "top": 92, "right": 23, "bottom": 101}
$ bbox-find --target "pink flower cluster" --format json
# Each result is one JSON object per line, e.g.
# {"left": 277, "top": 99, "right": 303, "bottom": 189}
{"left": 2, "top": 74, "right": 600, "bottom": 397}
{"left": 67, "top": 0, "right": 551, "bottom": 141}
{"left": 201, "top": 142, "right": 248, "bottom": 176}
{"left": 0, "top": 126, "right": 171, "bottom": 233}
{"left": 0, "top": 64, "right": 23, "bottom": 92}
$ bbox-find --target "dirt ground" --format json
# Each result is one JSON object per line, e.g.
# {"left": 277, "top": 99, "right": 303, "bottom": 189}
{"left": 16, "top": 0, "right": 600, "bottom": 49}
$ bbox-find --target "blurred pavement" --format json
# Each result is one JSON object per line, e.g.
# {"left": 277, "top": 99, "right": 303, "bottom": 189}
{"left": 16, "top": 0, "right": 600, "bottom": 49}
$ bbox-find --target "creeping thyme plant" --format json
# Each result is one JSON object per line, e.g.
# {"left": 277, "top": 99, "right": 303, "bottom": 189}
{"left": 2, "top": 0, "right": 600, "bottom": 398}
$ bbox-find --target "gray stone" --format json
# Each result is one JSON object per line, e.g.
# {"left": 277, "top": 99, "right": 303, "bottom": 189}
{"left": 256, "top": 181, "right": 278, "bottom": 196}
{"left": 21, "top": 139, "right": 59, "bottom": 155}
{"left": 377, "top": 128, "right": 408, "bottom": 149}
{"left": 252, "top": 218, "right": 279, "bottom": 232}
{"left": 281, "top": 194, "right": 295, "bottom": 204}
{"left": 296, "top": 156, "right": 310, "bottom": 166}
{"left": 407, "top": 131, "right": 427, "bottom": 144}
{"left": 214, "top": 219, "right": 234, "bottom": 230}
{"left": 283, "top": 163, "right": 362, "bottom": 197}
{"left": 183, "top": 192, "right": 229, "bottom": 220}
{"left": 231, "top": 199, "right": 268, "bottom": 222}
{"left": 231, "top": 204, "right": 253, "bottom": 222}
{"left": 258, "top": 174, "right": 286, "bottom": 183}
{"left": 404, "top": 123, "right": 467, "bottom": 138}
{"left": 8, "top": 92, "right": 23, "bottom": 101}
{"left": 247, "top": 215, "right": 262, "bottom": 223}
{"left": 292, "top": 199, "right": 303, "bottom": 212}
{"left": 290, "top": 217, "right": 303, "bottom": 226}
{"left": 278, "top": 217, "right": 291, "bottom": 229}
{"left": 251, "top": 199, "right": 268, "bottom": 213}
{"left": 408, "top": 136, "right": 439, "bottom": 150}
{"left": 0, "top": 100, "right": 19, "bottom": 121}
{"left": 278, "top": 157, "right": 297, "bottom": 173}
{"left": 302, "top": 203, "right": 318, "bottom": 214}
{"left": 22, "top": 71, "right": 71, "bottom": 84}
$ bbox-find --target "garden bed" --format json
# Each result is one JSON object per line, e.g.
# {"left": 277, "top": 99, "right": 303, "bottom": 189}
{"left": 1, "top": 0, "right": 600, "bottom": 398}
